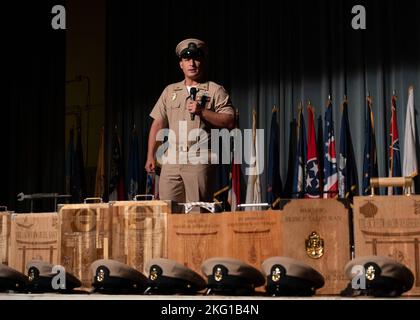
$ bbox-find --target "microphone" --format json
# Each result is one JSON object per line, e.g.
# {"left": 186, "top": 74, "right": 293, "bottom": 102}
{"left": 189, "top": 87, "right": 197, "bottom": 120}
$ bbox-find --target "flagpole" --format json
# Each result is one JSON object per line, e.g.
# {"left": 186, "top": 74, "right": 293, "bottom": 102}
{"left": 341, "top": 95, "right": 347, "bottom": 112}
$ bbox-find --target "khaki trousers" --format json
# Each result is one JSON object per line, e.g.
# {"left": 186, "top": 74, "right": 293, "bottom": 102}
{"left": 159, "top": 163, "right": 215, "bottom": 204}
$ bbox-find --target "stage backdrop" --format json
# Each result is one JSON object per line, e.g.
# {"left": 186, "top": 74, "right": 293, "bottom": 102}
{"left": 105, "top": 0, "right": 420, "bottom": 201}
{"left": 1, "top": 1, "right": 66, "bottom": 212}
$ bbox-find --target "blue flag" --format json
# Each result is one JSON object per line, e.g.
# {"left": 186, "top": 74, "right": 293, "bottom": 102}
{"left": 338, "top": 100, "right": 358, "bottom": 201}
{"left": 109, "top": 129, "right": 125, "bottom": 201}
{"left": 267, "top": 107, "right": 282, "bottom": 207}
{"left": 292, "top": 105, "right": 307, "bottom": 198}
{"left": 362, "top": 96, "right": 379, "bottom": 195}
{"left": 127, "top": 127, "right": 140, "bottom": 200}
{"left": 284, "top": 119, "right": 297, "bottom": 198}
{"left": 213, "top": 129, "right": 232, "bottom": 211}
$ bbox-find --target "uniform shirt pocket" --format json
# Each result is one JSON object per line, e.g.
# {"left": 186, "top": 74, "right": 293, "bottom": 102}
{"left": 170, "top": 101, "right": 181, "bottom": 109}
{"left": 201, "top": 95, "right": 213, "bottom": 110}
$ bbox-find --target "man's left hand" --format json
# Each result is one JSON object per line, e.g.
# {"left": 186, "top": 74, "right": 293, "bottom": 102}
{"left": 186, "top": 99, "right": 203, "bottom": 116}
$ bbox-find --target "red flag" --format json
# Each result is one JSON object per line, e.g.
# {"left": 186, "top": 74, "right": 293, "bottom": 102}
{"left": 305, "top": 104, "right": 320, "bottom": 198}
{"left": 229, "top": 158, "right": 241, "bottom": 210}
{"left": 228, "top": 109, "right": 241, "bottom": 211}
{"left": 388, "top": 94, "right": 402, "bottom": 195}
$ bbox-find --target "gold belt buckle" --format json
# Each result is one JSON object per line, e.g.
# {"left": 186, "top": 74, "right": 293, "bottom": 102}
{"left": 179, "top": 145, "right": 189, "bottom": 152}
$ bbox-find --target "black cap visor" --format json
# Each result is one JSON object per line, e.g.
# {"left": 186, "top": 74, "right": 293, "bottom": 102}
{"left": 180, "top": 48, "right": 204, "bottom": 60}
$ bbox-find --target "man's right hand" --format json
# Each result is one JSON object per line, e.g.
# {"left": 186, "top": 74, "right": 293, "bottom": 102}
{"left": 145, "top": 157, "right": 155, "bottom": 173}
{"left": 145, "top": 118, "right": 165, "bottom": 173}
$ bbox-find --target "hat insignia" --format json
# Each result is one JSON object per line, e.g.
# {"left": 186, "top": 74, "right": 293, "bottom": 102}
{"left": 150, "top": 267, "right": 159, "bottom": 281}
{"left": 214, "top": 267, "right": 223, "bottom": 282}
{"left": 271, "top": 267, "right": 282, "bottom": 283}
{"left": 96, "top": 268, "right": 105, "bottom": 282}
{"left": 365, "top": 265, "right": 376, "bottom": 281}
{"left": 305, "top": 231, "right": 324, "bottom": 259}
{"left": 28, "top": 268, "right": 36, "bottom": 282}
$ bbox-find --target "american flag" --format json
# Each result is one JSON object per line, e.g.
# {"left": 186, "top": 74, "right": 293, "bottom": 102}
{"left": 323, "top": 99, "right": 338, "bottom": 198}
{"left": 305, "top": 103, "right": 320, "bottom": 198}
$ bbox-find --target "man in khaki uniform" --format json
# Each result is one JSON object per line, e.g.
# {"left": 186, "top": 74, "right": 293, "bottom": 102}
{"left": 145, "top": 38, "right": 235, "bottom": 204}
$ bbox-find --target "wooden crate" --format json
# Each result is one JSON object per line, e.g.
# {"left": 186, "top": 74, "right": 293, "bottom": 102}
{"left": 110, "top": 200, "right": 170, "bottom": 274}
{"left": 227, "top": 211, "right": 282, "bottom": 270}
{"left": 168, "top": 213, "right": 227, "bottom": 274}
{"left": 278, "top": 199, "right": 351, "bottom": 295}
{"left": 0, "top": 210, "right": 11, "bottom": 265}
{"left": 168, "top": 211, "right": 282, "bottom": 290}
{"left": 58, "top": 203, "right": 111, "bottom": 288}
{"left": 168, "top": 204, "right": 349, "bottom": 295}
{"left": 353, "top": 195, "right": 420, "bottom": 296}
{"left": 9, "top": 212, "right": 59, "bottom": 273}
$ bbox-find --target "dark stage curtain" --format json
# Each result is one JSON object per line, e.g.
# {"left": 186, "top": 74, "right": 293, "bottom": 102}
{"left": 1, "top": 1, "right": 66, "bottom": 212}
{"left": 106, "top": 0, "right": 420, "bottom": 201}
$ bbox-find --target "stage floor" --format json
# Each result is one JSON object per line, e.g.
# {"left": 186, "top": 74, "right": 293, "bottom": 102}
{"left": 1, "top": 293, "right": 420, "bottom": 300}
